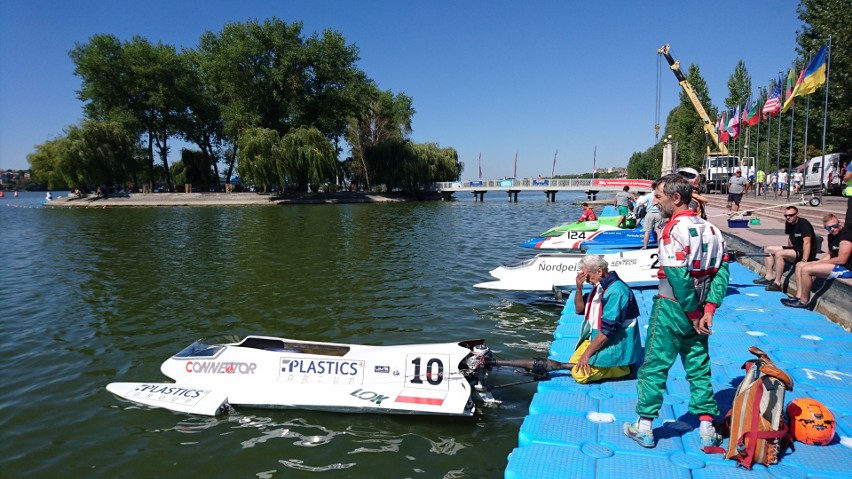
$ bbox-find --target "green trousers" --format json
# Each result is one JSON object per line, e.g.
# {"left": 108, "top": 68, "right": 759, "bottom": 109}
{"left": 636, "top": 296, "right": 719, "bottom": 419}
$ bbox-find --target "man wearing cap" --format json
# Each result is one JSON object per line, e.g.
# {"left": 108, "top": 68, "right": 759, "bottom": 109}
{"left": 727, "top": 169, "right": 749, "bottom": 214}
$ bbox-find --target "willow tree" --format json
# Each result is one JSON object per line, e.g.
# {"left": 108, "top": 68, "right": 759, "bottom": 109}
{"left": 237, "top": 127, "right": 280, "bottom": 191}
{"left": 28, "top": 120, "right": 138, "bottom": 190}
{"left": 276, "top": 126, "right": 337, "bottom": 192}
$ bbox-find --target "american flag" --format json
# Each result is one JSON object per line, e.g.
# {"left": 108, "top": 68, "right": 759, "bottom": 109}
{"left": 762, "top": 80, "right": 782, "bottom": 119}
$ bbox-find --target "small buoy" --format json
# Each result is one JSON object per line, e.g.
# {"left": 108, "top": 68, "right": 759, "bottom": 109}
{"left": 13, "top": 191, "right": 18, "bottom": 197}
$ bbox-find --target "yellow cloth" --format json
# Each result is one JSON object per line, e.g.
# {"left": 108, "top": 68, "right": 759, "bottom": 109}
{"left": 569, "top": 339, "right": 631, "bottom": 384}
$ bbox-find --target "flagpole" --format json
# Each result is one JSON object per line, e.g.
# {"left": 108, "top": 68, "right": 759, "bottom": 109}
{"left": 776, "top": 72, "right": 785, "bottom": 200}
{"left": 478, "top": 152, "right": 482, "bottom": 180}
{"left": 819, "top": 37, "right": 832, "bottom": 190}
{"left": 592, "top": 146, "right": 597, "bottom": 181}
{"left": 800, "top": 51, "right": 812, "bottom": 190}
{"left": 551, "top": 149, "right": 558, "bottom": 178}
{"left": 513, "top": 150, "right": 518, "bottom": 179}
{"left": 755, "top": 94, "right": 761, "bottom": 197}
{"left": 802, "top": 86, "right": 811, "bottom": 188}
{"left": 787, "top": 98, "right": 795, "bottom": 201}
{"left": 764, "top": 84, "right": 773, "bottom": 196}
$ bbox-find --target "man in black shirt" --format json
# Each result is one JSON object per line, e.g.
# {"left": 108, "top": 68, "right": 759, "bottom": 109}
{"left": 754, "top": 206, "right": 816, "bottom": 291}
{"left": 782, "top": 214, "right": 852, "bottom": 308}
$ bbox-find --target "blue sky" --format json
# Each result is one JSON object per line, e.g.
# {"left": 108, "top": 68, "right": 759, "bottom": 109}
{"left": 0, "top": 0, "right": 802, "bottom": 178}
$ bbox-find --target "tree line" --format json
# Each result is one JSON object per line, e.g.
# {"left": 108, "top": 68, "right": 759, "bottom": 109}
{"left": 629, "top": 0, "right": 851, "bottom": 179}
{"left": 27, "top": 18, "right": 463, "bottom": 194}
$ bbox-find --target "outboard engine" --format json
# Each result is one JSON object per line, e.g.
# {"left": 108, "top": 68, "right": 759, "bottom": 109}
{"left": 465, "top": 344, "right": 501, "bottom": 406}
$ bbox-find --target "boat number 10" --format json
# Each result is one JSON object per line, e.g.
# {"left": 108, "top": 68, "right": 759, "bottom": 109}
{"left": 410, "top": 357, "right": 444, "bottom": 385}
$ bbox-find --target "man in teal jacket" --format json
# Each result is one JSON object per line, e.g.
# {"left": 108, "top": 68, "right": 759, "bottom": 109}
{"left": 570, "top": 254, "right": 642, "bottom": 383}
{"left": 624, "top": 174, "right": 730, "bottom": 449}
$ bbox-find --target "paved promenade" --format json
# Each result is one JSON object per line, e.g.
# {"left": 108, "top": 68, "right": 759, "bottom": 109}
{"left": 505, "top": 194, "right": 852, "bottom": 479}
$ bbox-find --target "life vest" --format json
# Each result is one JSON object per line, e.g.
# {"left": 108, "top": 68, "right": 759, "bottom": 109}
{"left": 657, "top": 211, "right": 726, "bottom": 307}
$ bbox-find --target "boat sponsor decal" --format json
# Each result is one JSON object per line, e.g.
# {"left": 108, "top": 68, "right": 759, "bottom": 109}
{"left": 350, "top": 388, "right": 389, "bottom": 405}
{"left": 593, "top": 179, "right": 654, "bottom": 189}
{"left": 128, "top": 383, "right": 208, "bottom": 404}
{"left": 185, "top": 361, "right": 257, "bottom": 374}
{"left": 537, "top": 261, "right": 580, "bottom": 273}
{"left": 608, "top": 259, "right": 639, "bottom": 267}
{"left": 394, "top": 393, "right": 446, "bottom": 406}
{"left": 280, "top": 358, "right": 364, "bottom": 385}
{"left": 374, "top": 366, "right": 390, "bottom": 373}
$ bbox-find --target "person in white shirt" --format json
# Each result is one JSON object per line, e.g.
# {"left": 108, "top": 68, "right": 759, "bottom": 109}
{"left": 793, "top": 171, "right": 803, "bottom": 193}
{"left": 778, "top": 168, "right": 789, "bottom": 192}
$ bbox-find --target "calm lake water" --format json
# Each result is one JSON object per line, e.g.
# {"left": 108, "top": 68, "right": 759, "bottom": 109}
{"left": 1, "top": 190, "right": 593, "bottom": 478}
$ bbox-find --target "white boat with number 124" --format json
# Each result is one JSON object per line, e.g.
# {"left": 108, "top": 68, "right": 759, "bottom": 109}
{"left": 473, "top": 249, "right": 661, "bottom": 292}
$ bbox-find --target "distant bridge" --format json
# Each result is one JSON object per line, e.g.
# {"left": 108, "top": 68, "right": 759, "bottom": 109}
{"left": 434, "top": 178, "right": 654, "bottom": 202}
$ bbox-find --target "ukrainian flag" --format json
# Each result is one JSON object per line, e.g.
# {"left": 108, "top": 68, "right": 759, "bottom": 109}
{"left": 795, "top": 45, "right": 827, "bottom": 96}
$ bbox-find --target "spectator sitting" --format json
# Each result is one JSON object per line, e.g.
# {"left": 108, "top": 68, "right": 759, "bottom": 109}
{"left": 782, "top": 214, "right": 852, "bottom": 308}
{"left": 569, "top": 255, "right": 642, "bottom": 383}
{"left": 577, "top": 202, "right": 597, "bottom": 222}
{"left": 754, "top": 206, "right": 817, "bottom": 291}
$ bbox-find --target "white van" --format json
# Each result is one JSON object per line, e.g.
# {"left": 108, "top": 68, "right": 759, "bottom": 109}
{"left": 803, "top": 153, "right": 849, "bottom": 195}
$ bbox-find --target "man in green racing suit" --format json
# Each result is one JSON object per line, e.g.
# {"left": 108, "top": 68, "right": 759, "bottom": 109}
{"left": 623, "top": 174, "right": 730, "bottom": 449}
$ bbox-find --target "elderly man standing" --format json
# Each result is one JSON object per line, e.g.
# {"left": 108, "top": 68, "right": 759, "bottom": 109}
{"left": 782, "top": 214, "right": 852, "bottom": 308}
{"left": 753, "top": 206, "right": 817, "bottom": 291}
{"left": 569, "top": 255, "right": 642, "bottom": 383}
{"left": 624, "top": 174, "right": 730, "bottom": 449}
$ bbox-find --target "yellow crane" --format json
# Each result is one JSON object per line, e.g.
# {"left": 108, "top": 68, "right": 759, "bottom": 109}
{"left": 657, "top": 44, "right": 728, "bottom": 156}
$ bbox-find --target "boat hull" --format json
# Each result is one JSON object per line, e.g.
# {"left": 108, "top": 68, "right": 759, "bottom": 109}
{"left": 108, "top": 336, "right": 487, "bottom": 416}
{"left": 474, "top": 249, "right": 660, "bottom": 292}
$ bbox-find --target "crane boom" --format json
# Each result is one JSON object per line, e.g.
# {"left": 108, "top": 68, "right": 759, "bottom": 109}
{"left": 658, "top": 44, "right": 728, "bottom": 156}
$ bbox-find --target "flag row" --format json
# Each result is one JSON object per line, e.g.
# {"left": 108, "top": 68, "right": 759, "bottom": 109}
{"left": 714, "top": 44, "right": 827, "bottom": 144}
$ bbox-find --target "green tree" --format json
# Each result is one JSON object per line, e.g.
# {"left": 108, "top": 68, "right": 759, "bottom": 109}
{"left": 177, "top": 50, "right": 225, "bottom": 191}
{"left": 277, "top": 126, "right": 338, "bottom": 192}
{"left": 27, "top": 121, "right": 139, "bottom": 190}
{"left": 71, "top": 35, "right": 190, "bottom": 192}
{"left": 237, "top": 127, "right": 280, "bottom": 191}
{"left": 346, "top": 84, "right": 415, "bottom": 190}
{"left": 660, "top": 64, "right": 717, "bottom": 170}
{"left": 725, "top": 60, "right": 752, "bottom": 110}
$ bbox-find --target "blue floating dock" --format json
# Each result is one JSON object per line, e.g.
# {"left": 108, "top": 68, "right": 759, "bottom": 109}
{"left": 505, "top": 262, "right": 852, "bottom": 479}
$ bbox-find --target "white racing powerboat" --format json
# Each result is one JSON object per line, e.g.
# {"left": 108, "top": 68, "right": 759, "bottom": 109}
{"left": 106, "top": 336, "right": 571, "bottom": 417}
{"left": 473, "top": 248, "right": 661, "bottom": 292}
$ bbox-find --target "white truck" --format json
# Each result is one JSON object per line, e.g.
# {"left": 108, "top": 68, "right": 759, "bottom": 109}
{"left": 802, "top": 153, "right": 849, "bottom": 195}
{"left": 702, "top": 155, "right": 755, "bottom": 193}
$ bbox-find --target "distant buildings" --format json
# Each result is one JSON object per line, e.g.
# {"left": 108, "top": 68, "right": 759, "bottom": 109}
{"left": 595, "top": 166, "right": 627, "bottom": 177}
{"left": 0, "top": 169, "right": 33, "bottom": 190}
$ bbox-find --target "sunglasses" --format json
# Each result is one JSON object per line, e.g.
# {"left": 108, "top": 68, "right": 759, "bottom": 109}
{"left": 784, "top": 213, "right": 797, "bottom": 218}
{"left": 824, "top": 223, "right": 840, "bottom": 231}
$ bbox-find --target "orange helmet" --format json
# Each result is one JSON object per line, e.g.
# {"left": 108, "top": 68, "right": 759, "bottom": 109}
{"left": 787, "top": 398, "right": 836, "bottom": 445}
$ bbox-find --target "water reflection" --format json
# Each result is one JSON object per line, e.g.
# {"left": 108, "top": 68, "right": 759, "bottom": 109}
{"left": 2, "top": 191, "right": 589, "bottom": 478}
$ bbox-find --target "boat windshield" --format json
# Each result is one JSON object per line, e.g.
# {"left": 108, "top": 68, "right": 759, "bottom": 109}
{"left": 503, "top": 256, "right": 537, "bottom": 269}
{"left": 174, "top": 339, "right": 224, "bottom": 358}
